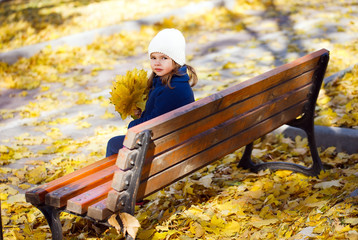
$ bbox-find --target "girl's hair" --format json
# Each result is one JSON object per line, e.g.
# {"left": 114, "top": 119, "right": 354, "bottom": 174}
{"left": 147, "top": 62, "right": 198, "bottom": 89}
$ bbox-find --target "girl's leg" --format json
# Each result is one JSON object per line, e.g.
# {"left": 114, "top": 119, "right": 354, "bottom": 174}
{"left": 106, "top": 135, "right": 125, "bottom": 157}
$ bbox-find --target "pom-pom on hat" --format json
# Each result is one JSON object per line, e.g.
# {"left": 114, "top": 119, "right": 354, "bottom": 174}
{"left": 148, "top": 28, "right": 186, "bottom": 66}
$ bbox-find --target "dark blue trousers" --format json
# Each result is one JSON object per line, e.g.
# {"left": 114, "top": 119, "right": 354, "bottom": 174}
{"left": 106, "top": 135, "right": 125, "bottom": 157}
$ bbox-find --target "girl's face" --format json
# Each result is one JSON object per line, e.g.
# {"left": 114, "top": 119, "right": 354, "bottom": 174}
{"left": 150, "top": 52, "right": 175, "bottom": 76}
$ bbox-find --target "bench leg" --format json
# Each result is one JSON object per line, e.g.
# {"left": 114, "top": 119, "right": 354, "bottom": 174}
{"left": 237, "top": 124, "right": 324, "bottom": 176}
{"left": 301, "top": 124, "right": 324, "bottom": 176}
{"left": 37, "top": 205, "right": 63, "bottom": 240}
{"left": 237, "top": 142, "right": 254, "bottom": 169}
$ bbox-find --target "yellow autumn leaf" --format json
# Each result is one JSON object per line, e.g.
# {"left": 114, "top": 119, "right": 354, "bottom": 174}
{"left": 120, "top": 212, "right": 141, "bottom": 239}
{"left": 314, "top": 180, "right": 342, "bottom": 189}
{"left": 337, "top": 225, "right": 352, "bottom": 233}
{"left": 108, "top": 214, "right": 122, "bottom": 234}
{"left": 40, "top": 86, "right": 50, "bottom": 92}
{"left": 37, "top": 146, "right": 57, "bottom": 155}
{"left": 251, "top": 217, "right": 279, "bottom": 228}
{"left": 155, "top": 225, "right": 169, "bottom": 232}
{"left": 195, "top": 173, "right": 213, "bottom": 188}
{"left": 12, "top": 230, "right": 25, "bottom": 240}
{"left": 7, "top": 194, "right": 26, "bottom": 204}
{"left": 137, "top": 229, "right": 156, "bottom": 239}
{"left": 151, "top": 231, "right": 169, "bottom": 240}
{"left": 0, "top": 185, "right": 18, "bottom": 199}
{"left": 209, "top": 71, "right": 220, "bottom": 77}
{"left": 210, "top": 215, "right": 225, "bottom": 227}
{"left": 23, "top": 223, "right": 33, "bottom": 236}
{"left": 76, "top": 92, "right": 92, "bottom": 104}
{"left": 252, "top": 148, "right": 266, "bottom": 158}
{"left": 0, "top": 192, "right": 8, "bottom": 200}
{"left": 250, "top": 181, "right": 263, "bottom": 191}
{"left": 216, "top": 200, "right": 246, "bottom": 217}
{"left": 344, "top": 218, "right": 358, "bottom": 226}
{"left": 222, "top": 61, "right": 238, "bottom": 69}
{"left": 27, "top": 165, "right": 47, "bottom": 184}
{"left": 223, "top": 220, "right": 241, "bottom": 236}
{"left": 189, "top": 221, "right": 205, "bottom": 238}
{"left": 306, "top": 200, "right": 329, "bottom": 208}
{"left": 315, "top": 114, "right": 335, "bottom": 126}
{"left": 346, "top": 231, "right": 358, "bottom": 240}
{"left": 0, "top": 145, "right": 9, "bottom": 153}
{"left": 186, "top": 206, "right": 211, "bottom": 221}
{"left": 292, "top": 147, "right": 308, "bottom": 156}
{"left": 183, "top": 181, "right": 195, "bottom": 195}
{"left": 19, "top": 183, "right": 31, "bottom": 190}
{"left": 275, "top": 170, "right": 293, "bottom": 178}
{"left": 246, "top": 188, "right": 265, "bottom": 199}
{"left": 46, "top": 127, "right": 63, "bottom": 139}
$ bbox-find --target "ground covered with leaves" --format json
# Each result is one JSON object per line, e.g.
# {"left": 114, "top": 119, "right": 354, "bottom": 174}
{"left": 0, "top": 0, "right": 358, "bottom": 239}
{"left": 136, "top": 133, "right": 358, "bottom": 239}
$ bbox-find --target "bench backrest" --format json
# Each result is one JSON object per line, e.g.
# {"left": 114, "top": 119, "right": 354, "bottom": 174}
{"left": 111, "top": 49, "right": 329, "bottom": 208}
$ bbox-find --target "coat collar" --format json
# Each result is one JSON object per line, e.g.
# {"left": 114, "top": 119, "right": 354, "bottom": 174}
{"left": 153, "top": 65, "right": 189, "bottom": 87}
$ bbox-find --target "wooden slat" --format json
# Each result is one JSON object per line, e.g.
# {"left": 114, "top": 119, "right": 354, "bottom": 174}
{"left": 67, "top": 180, "right": 112, "bottom": 215}
{"left": 136, "top": 101, "right": 307, "bottom": 200}
{"left": 115, "top": 147, "right": 138, "bottom": 170}
{"left": 25, "top": 154, "right": 117, "bottom": 205}
{"left": 147, "top": 70, "right": 315, "bottom": 157}
{"left": 87, "top": 199, "right": 112, "bottom": 221}
{"left": 106, "top": 190, "right": 121, "bottom": 212}
{"left": 111, "top": 170, "right": 133, "bottom": 192}
{"left": 123, "top": 49, "right": 328, "bottom": 148}
{"left": 138, "top": 84, "right": 312, "bottom": 181}
{"left": 45, "top": 165, "right": 119, "bottom": 208}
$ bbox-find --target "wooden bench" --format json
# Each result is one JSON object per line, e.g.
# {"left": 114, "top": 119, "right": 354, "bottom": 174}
{"left": 25, "top": 49, "right": 329, "bottom": 240}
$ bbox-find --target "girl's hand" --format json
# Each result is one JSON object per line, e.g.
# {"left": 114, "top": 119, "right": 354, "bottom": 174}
{"left": 132, "top": 107, "right": 142, "bottom": 119}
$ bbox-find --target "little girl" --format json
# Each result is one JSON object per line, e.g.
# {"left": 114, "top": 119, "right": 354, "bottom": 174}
{"left": 106, "top": 28, "right": 198, "bottom": 157}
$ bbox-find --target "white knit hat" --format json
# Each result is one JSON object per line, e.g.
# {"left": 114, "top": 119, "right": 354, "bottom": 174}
{"left": 148, "top": 28, "right": 186, "bottom": 66}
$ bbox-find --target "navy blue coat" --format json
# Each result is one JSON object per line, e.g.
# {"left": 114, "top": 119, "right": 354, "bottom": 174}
{"left": 128, "top": 65, "right": 194, "bottom": 128}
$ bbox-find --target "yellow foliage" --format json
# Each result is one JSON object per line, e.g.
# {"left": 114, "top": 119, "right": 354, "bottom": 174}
{"left": 109, "top": 68, "right": 149, "bottom": 120}
{"left": 27, "top": 166, "right": 47, "bottom": 184}
{"left": 316, "top": 64, "right": 358, "bottom": 128}
{"left": 0, "top": 0, "right": 199, "bottom": 51}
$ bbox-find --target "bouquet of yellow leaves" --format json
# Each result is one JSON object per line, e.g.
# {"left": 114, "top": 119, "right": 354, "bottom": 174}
{"left": 110, "top": 68, "right": 149, "bottom": 120}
